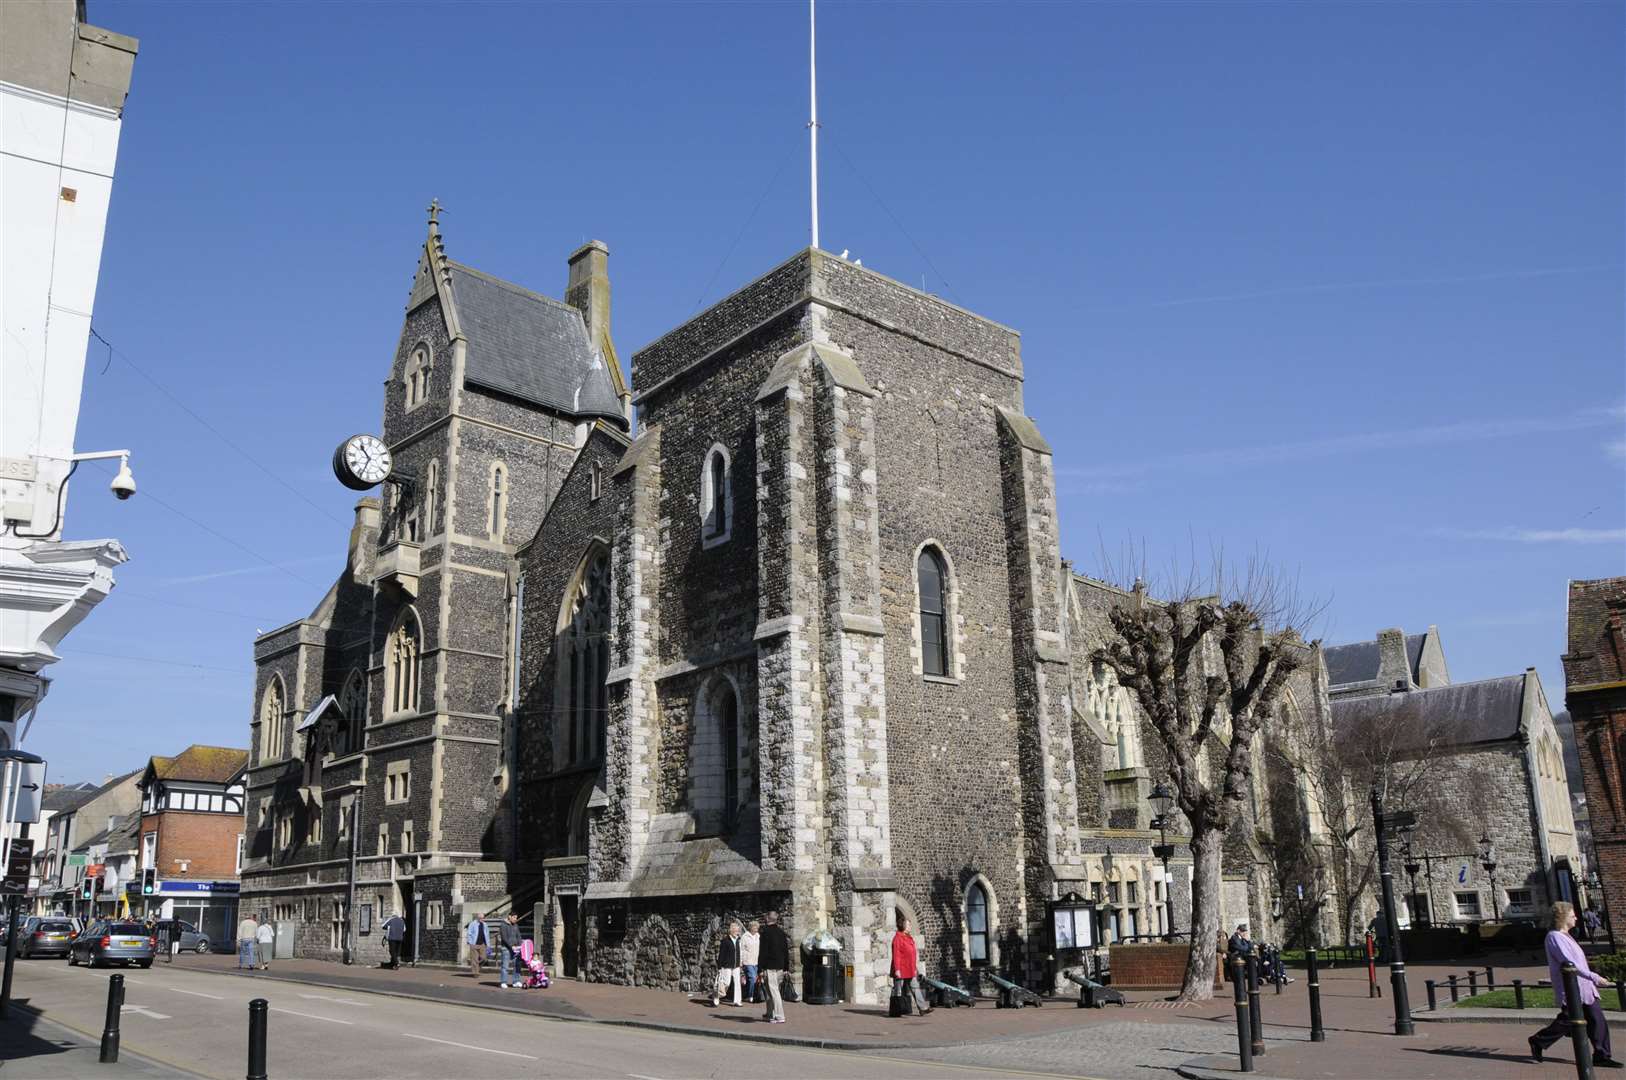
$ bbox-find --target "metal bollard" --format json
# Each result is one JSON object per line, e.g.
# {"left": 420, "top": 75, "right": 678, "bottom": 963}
{"left": 1247, "top": 953, "right": 1266, "bottom": 1057}
{"left": 99, "top": 973, "right": 124, "bottom": 1064}
{"left": 1448, "top": 974, "right": 1459, "bottom": 1003}
{"left": 1617, "top": 981, "right": 1625, "bottom": 1012}
{"left": 1425, "top": 979, "right": 1437, "bottom": 1011}
{"left": 1486, "top": 965, "right": 1496, "bottom": 992}
{"left": 1274, "top": 951, "right": 1282, "bottom": 996}
{"left": 1307, "top": 948, "right": 1325, "bottom": 1042}
{"left": 1514, "top": 979, "right": 1525, "bottom": 1010}
{"left": 246, "top": 998, "right": 269, "bottom": 1080}
{"left": 1232, "top": 957, "right": 1254, "bottom": 1073}
{"left": 1562, "top": 963, "right": 1595, "bottom": 1080}
{"left": 1468, "top": 970, "right": 1478, "bottom": 997}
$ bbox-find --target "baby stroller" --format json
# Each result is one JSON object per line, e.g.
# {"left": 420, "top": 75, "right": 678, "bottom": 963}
{"left": 518, "top": 939, "right": 550, "bottom": 989}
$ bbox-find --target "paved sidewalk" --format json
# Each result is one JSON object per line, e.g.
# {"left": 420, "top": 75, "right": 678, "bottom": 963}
{"left": 0, "top": 1005, "right": 198, "bottom": 1079}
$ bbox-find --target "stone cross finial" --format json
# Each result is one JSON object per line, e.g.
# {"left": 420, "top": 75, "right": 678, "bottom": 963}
{"left": 427, "top": 199, "right": 443, "bottom": 228}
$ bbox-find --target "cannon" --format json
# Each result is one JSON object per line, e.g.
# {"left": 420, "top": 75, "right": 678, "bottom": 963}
{"left": 988, "top": 971, "right": 1044, "bottom": 1009}
{"left": 921, "top": 975, "right": 975, "bottom": 1008}
{"left": 1065, "top": 970, "right": 1125, "bottom": 1009}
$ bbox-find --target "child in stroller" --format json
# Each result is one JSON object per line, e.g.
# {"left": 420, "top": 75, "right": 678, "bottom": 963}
{"left": 517, "top": 938, "right": 550, "bottom": 989}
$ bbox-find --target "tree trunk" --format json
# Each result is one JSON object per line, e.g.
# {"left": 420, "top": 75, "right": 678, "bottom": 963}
{"left": 1179, "top": 826, "right": 1225, "bottom": 1002}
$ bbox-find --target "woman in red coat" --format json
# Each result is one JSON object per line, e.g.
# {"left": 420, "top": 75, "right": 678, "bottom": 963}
{"left": 890, "top": 915, "right": 932, "bottom": 1015}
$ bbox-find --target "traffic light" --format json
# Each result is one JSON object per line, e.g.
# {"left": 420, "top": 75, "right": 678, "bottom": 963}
{"left": 141, "top": 868, "right": 156, "bottom": 896}
{"left": 80, "top": 878, "right": 93, "bottom": 900}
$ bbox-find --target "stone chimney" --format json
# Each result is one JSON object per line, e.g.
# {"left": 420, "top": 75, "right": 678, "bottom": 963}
{"left": 1376, "top": 627, "right": 1414, "bottom": 692}
{"left": 566, "top": 240, "right": 611, "bottom": 350}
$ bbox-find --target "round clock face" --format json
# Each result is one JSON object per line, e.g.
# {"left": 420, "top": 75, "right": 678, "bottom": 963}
{"left": 332, "top": 434, "right": 392, "bottom": 490}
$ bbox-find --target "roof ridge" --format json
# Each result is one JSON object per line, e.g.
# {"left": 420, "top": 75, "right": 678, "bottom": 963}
{"left": 447, "top": 260, "right": 586, "bottom": 321}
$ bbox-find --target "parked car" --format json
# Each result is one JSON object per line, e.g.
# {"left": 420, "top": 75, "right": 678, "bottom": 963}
{"left": 153, "top": 919, "right": 212, "bottom": 954}
{"left": 17, "top": 918, "right": 77, "bottom": 959}
{"left": 69, "top": 920, "right": 155, "bottom": 968}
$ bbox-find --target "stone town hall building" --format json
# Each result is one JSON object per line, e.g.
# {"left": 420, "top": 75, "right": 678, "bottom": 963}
{"left": 242, "top": 214, "right": 1322, "bottom": 997}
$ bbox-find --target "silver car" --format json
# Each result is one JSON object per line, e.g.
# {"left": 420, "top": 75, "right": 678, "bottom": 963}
{"left": 69, "top": 920, "right": 155, "bottom": 968}
{"left": 154, "top": 919, "right": 212, "bottom": 954}
{"left": 17, "top": 918, "right": 77, "bottom": 958}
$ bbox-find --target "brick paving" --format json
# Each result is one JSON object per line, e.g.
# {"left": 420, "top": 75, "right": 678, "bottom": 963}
{"left": 167, "top": 948, "right": 1561, "bottom": 1076}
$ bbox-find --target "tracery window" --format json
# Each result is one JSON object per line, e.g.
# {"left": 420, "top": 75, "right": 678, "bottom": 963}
{"left": 387, "top": 610, "right": 422, "bottom": 715}
{"left": 404, "top": 345, "right": 431, "bottom": 409}
{"left": 917, "top": 547, "right": 950, "bottom": 677}
{"left": 260, "top": 678, "right": 285, "bottom": 763}
{"left": 338, "top": 670, "right": 365, "bottom": 755}
{"left": 562, "top": 553, "right": 610, "bottom": 765}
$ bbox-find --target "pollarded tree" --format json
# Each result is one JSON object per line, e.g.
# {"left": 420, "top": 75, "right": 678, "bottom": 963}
{"left": 1094, "top": 560, "right": 1313, "bottom": 1002}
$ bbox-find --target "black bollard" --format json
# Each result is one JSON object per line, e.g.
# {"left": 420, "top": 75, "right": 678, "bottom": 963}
{"left": 1274, "top": 949, "right": 1282, "bottom": 996}
{"left": 1247, "top": 953, "right": 1266, "bottom": 1057}
{"left": 1562, "top": 963, "right": 1595, "bottom": 1080}
{"left": 246, "top": 998, "right": 269, "bottom": 1080}
{"left": 1425, "top": 980, "right": 1437, "bottom": 1011}
{"left": 1232, "top": 957, "right": 1254, "bottom": 1073}
{"left": 1468, "top": 970, "right": 1479, "bottom": 997}
{"left": 1307, "top": 948, "right": 1325, "bottom": 1042}
{"left": 1487, "top": 965, "right": 1496, "bottom": 992}
{"left": 1513, "top": 979, "right": 1525, "bottom": 1010}
{"left": 1617, "top": 981, "right": 1625, "bottom": 1012}
{"left": 1448, "top": 974, "right": 1459, "bottom": 1003}
{"left": 99, "top": 973, "right": 124, "bottom": 1064}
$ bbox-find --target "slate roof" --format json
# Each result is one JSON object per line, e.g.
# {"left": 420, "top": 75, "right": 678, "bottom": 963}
{"left": 1330, "top": 674, "right": 1527, "bottom": 753}
{"left": 1323, "top": 633, "right": 1425, "bottom": 687}
{"left": 448, "top": 262, "right": 625, "bottom": 424}
{"left": 148, "top": 745, "right": 248, "bottom": 785}
{"left": 40, "top": 784, "right": 98, "bottom": 815}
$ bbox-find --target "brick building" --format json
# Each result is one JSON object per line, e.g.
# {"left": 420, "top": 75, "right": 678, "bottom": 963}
{"left": 1564, "top": 577, "right": 1626, "bottom": 934}
{"left": 241, "top": 215, "right": 1342, "bottom": 993}
{"left": 135, "top": 745, "right": 248, "bottom": 945}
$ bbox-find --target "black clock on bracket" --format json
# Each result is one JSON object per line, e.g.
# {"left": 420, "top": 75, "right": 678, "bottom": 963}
{"left": 332, "top": 433, "right": 392, "bottom": 490}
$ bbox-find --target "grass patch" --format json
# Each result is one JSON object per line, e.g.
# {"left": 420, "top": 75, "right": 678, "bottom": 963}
{"left": 1452, "top": 987, "right": 1555, "bottom": 1010}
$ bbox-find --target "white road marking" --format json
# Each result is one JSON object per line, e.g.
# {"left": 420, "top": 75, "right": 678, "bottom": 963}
{"left": 273, "top": 1007, "right": 353, "bottom": 1025}
{"left": 401, "top": 1032, "right": 538, "bottom": 1059}
{"left": 298, "top": 992, "right": 371, "bottom": 1007}
{"left": 168, "top": 987, "right": 224, "bottom": 1000}
{"left": 628, "top": 1074, "right": 669, "bottom": 1080}
{"left": 120, "top": 1005, "right": 171, "bottom": 1020}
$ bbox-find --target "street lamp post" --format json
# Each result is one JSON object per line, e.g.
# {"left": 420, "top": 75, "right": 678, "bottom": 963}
{"left": 1401, "top": 832, "right": 1423, "bottom": 928}
{"left": 1370, "top": 787, "right": 1414, "bottom": 1036}
{"left": 1479, "top": 835, "right": 1500, "bottom": 922}
{"left": 1149, "top": 782, "right": 1177, "bottom": 942}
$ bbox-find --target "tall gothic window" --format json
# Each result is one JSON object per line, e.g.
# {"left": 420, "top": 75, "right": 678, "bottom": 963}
{"left": 259, "top": 678, "right": 285, "bottom": 763}
{"left": 690, "top": 676, "right": 744, "bottom": 835}
{"left": 423, "top": 460, "right": 440, "bottom": 536}
{"left": 404, "top": 345, "right": 431, "bottom": 409}
{"left": 917, "top": 547, "right": 950, "bottom": 677}
{"left": 562, "top": 553, "right": 610, "bottom": 765}
{"left": 338, "top": 670, "right": 365, "bottom": 756}
{"left": 701, "top": 444, "right": 731, "bottom": 546}
{"left": 966, "top": 882, "right": 990, "bottom": 965}
{"left": 489, "top": 464, "right": 508, "bottom": 541}
{"left": 388, "top": 610, "right": 422, "bottom": 715}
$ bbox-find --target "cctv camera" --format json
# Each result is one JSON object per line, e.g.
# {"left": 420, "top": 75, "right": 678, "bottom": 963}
{"left": 110, "top": 458, "right": 136, "bottom": 501}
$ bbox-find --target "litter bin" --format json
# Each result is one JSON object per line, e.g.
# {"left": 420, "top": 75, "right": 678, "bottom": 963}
{"left": 802, "top": 931, "right": 842, "bottom": 1005}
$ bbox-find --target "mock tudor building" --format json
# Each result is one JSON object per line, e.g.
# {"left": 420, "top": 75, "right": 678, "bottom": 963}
{"left": 244, "top": 207, "right": 1347, "bottom": 996}
{"left": 134, "top": 745, "right": 248, "bottom": 941}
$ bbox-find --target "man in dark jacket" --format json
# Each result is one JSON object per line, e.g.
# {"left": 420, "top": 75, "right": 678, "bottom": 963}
{"left": 757, "top": 911, "right": 791, "bottom": 1024}
{"left": 498, "top": 913, "right": 522, "bottom": 988}
{"left": 382, "top": 913, "right": 407, "bottom": 969}
{"left": 711, "top": 921, "right": 743, "bottom": 1006}
{"left": 1225, "top": 923, "right": 1252, "bottom": 983}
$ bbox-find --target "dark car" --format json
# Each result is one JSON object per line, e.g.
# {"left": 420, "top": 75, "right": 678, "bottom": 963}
{"left": 69, "top": 920, "right": 155, "bottom": 968}
{"left": 17, "top": 918, "right": 76, "bottom": 958}
{"left": 153, "top": 919, "right": 212, "bottom": 954}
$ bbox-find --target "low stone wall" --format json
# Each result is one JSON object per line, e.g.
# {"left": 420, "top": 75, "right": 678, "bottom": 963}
{"left": 1109, "top": 942, "right": 1224, "bottom": 989}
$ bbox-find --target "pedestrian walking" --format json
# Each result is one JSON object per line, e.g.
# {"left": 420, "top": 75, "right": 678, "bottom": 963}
{"left": 1586, "top": 907, "right": 1604, "bottom": 942}
{"left": 740, "top": 919, "right": 762, "bottom": 1003}
{"left": 382, "top": 912, "right": 407, "bottom": 970}
{"left": 1530, "top": 900, "right": 1623, "bottom": 1067}
{"left": 165, "top": 919, "right": 181, "bottom": 964}
{"left": 466, "top": 911, "right": 490, "bottom": 979}
{"left": 236, "top": 913, "right": 259, "bottom": 971}
{"left": 889, "top": 914, "right": 931, "bottom": 1016}
{"left": 758, "top": 911, "right": 790, "bottom": 1024}
{"left": 498, "top": 913, "right": 522, "bottom": 988}
{"left": 255, "top": 917, "right": 275, "bottom": 971}
{"left": 710, "top": 921, "right": 743, "bottom": 1007}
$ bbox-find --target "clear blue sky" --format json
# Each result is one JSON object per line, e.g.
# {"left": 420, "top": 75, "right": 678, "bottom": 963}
{"left": 42, "top": 1, "right": 1624, "bottom": 783}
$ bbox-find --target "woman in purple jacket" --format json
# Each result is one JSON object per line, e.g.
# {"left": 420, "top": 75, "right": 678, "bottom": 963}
{"left": 1530, "top": 900, "right": 1622, "bottom": 1067}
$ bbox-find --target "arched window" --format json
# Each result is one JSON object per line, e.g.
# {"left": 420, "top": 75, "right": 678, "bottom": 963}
{"left": 388, "top": 610, "right": 422, "bottom": 716}
{"left": 489, "top": 464, "right": 508, "bottom": 541}
{"left": 691, "top": 677, "right": 744, "bottom": 835}
{"left": 404, "top": 345, "right": 431, "bottom": 409}
{"left": 589, "top": 461, "right": 603, "bottom": 502}
{"left": 966, "top": 882, "right": 990, "bottom": 966}
{"left": 423, "top": 460, "right": 440, "bottom": 536}
{"left": 560, "top": 551, "right": 610, "bottom": 765}
{"left": 917, "top": 547, "right": 950, "bottom": 677}
{"left": 338, "top": 670, "right": 366, "bottom": 756}
{"left": 260, "top": 678, "right": 285, "bottom": 763}
{"left": 701, "top": 444, "right": 731, "bottom": 546}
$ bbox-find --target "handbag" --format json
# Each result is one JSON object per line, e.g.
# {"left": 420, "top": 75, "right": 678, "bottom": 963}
{"left": 889, "top": 975, "right": 912, "bottom": 1017}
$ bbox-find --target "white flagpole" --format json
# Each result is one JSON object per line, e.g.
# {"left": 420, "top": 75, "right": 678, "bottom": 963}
{"left": 809, "top": 0, "right": 819, "bottom": 251}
